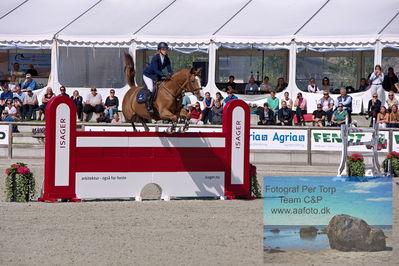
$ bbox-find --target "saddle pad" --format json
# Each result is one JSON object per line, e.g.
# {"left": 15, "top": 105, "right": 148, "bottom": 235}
{"left": 136, "top": 87, "right": 147, "bottom": 103}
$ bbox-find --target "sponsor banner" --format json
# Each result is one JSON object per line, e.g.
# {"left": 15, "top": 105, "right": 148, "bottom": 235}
{"left": 392, "top": 132, "right": 399, "bottom": 151}
{"left": 84, "top": 126, "right": 222, "bottom": 133}
{"left": 76, "top": 172, "right": 225, "bottom": 199}
{"left": 0, "top": 125, "right": 9, "bottom": 145}
{"left": 250, "top": 129, "right": 307, "bottom": 150}
{"left": 231, "top": 106, "right": 245, "bottom": 184}
{"left": 55, "top": 104, "right": 70, "bottom": 186}
{"left": 311, "top": 130, "right": 389, "bottom": 152}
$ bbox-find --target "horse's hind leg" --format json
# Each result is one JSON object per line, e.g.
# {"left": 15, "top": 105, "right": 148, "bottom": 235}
{"left": 131, "top": 121, "right": 138, "bottom": 132}
{"left": 140, "top": 118, "right": 150, "bottom": 132}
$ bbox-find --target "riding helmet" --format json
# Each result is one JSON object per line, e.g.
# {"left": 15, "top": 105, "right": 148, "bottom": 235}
{"left": 157, "top": 42, "right": 169, "bottom": 50}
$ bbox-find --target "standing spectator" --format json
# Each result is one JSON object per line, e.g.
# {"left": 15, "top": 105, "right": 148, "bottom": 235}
{"left": 335, "top": 88, "right": 352, "bottom": 123}
{"left": 366, "top": 93, "right": 381, "bottom": 127}
{"left": 211, "top": 100, "right": 223, "bottom": 125}
{"left": 312, "top": 104, "right": 326, "bottom": 127}
{"left": 357, "top": 78, "right": 369, "bottom": 92}
{"left": 104, "top": 89, "right": 119, "bottom": 120}
{"left": 71, "top": 90, "right": 83, "bottom": 121}
{"left": 37, "top": 87, "right": 55, "bottom": 121}
{"left": 377, "top": 106, "right": 389, "bottom": 128}
{"left": 189, "top": 102, "right": 204, "bottom": 125}
{"left": 202, "top": 92, "right": 214, "bottom": 124}
{"left": 111, "top": 113, "right": 122, "bottom": 124}
{"left": 278, "top": 101, "right": 293, "bottom": 126}
{"left": 225, "top": 75, "right": 237, "bottom": 93}
{"left": 83, "top": 87, "right": 104, "bottom": 122}
{"left": 59, "top": 86, "right": 69, "bottom": 97}
{"left": 386, "top": 91, "right": 398, "bottom": 112}
{"left": 281, "top": 91, "right": 293, "bottom": 109}
{"left": 21, "top": 74, "right": 37, "bottom": 91}
{"left": 369, "top": 65, "right": 385, "bottom": 104}
{"left": 25, "top": 64, "right": 38, "bottom": 76}
{"left": 388, "top": 104, "right": 399, "bottom": 128}
{"left": 294, "top": 92, "right": 307, "bottom": 126}
{"left": 307, "top": 78, "right": 319, "bottom": 93}
{"left": 319, "top": 91, "right": 334, "bottom": 124}
{"left": 331, "top": 103, "right": 348, "bottom": 127}
{"left": 223, "top": 89, "right": 238, "bottom": 104}
{"left": 0, "top": 83, "right": 13, "bottom": 113}
{"left": 215, "top": 92, "right": 224, "bottom": 105}
{"left": 275, "top": 77, "right": 288, "bottom": 92}
{"left": 383, "top": 67, "right": 398, "bottom": 92}
{"left": 258, "top": 102, "right": 275, "bottom": 125}
{"left": 22, "top": 88, "right": 38, "bottom": 120}
{"left": 320, "top": 77, "right": 332, "bottom": 92}
{"left": 267, "top": 91, "right": 279, "bottom": 117}
{"left": 245, "top": 76, "right": 259, "bottom": 94}
{"left": 259, "top": 76, "right": 272, "bottom": 93}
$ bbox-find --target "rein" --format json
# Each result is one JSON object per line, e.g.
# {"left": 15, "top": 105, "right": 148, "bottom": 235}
{"left": 160, "top": 74, "right": 190, "bottom": 99}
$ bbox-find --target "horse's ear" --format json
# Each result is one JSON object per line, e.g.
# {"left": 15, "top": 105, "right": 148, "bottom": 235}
{"left": 190, "top": 67, "right": 202, "bottom": 75}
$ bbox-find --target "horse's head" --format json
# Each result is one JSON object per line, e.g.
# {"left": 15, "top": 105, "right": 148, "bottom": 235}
{"left": 185, "top": 67, "right": 203, "bottom": 101}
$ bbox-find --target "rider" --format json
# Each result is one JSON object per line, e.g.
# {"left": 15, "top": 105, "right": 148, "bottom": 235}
{"left": 142, "top": 42, "right": 173, "bottom": 114}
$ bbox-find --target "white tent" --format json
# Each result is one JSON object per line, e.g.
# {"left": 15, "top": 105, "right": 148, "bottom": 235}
{"left": 0, "top": 0, "right": 398, "bottom": 112}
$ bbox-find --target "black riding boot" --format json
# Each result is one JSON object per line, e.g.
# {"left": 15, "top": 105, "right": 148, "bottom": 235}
{"left": 145, "top": 91, "right": 154, "bottom": 115}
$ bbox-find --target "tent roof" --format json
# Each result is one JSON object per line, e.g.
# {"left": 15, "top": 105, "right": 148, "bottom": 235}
{"left": 0, "top": 0, "right": 398, "bottom": 47}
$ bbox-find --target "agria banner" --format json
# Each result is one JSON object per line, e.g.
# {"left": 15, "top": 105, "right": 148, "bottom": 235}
{"left": 391, "top": 132, "right": 399, "bottom": 151}
{"left": 250, "top": 129, "right": 307, "bottom": 150}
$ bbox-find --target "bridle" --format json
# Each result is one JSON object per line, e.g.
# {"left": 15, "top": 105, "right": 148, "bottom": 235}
{"left": 160, "top": 72, "right": 199, "bottom": 99}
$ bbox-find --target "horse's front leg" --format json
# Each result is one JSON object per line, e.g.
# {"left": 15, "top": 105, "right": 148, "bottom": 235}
{"left": 140, "top": 118, "right": 150, "bottom": 132}
{"left": 161, "top": 111, "right": 178, "bottom": 133}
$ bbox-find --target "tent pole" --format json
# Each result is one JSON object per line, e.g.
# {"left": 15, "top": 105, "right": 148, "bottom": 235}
{"left": 374, "top": 40, "right": 382, "bottom": 66}
{"left": 50, "top": 40, "right": 59, "bottom": 90}
{"left": 206, "top": 41, "right": 217, "bottom": 95}
{"left": 287, "top": 41, "right": 299, "bottom": 96}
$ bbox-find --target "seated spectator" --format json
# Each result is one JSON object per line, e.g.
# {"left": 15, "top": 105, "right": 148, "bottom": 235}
{"left": 224, "top": 75, "right": 237, "bottom": 93}
{"left": 83, "top": 87, "right": 104, "bottom": 122}
{"left": 223, "top": 89, "right": 238, "bottom": 104}
{"left": 202, "top": 92, "right": 214, "bottom": 124}
{"left": 0, "top": 83, "right": 13, "bottom": 113}
{"left": 5, "top": 99, "right": 17, "bottom": 119}
{"left": 25, "top": 64, "right": 38, "bottom": 76}
{"left": 319, "top": 91, "right": 334, "bottom": 124}
{"left": 104, "top": 89, "right": 119, "bottom": 120}
{"left": 383, "top": 67, "right": 398, "bottom": 92}
{"left": 267, "top": 91, "right": 279, "bottom": 116}
{"left": 71, "top": 90, "right": 83, "bottom": 121}
{"left": 386, "top": 91, "right": 398, "bottom": 112}
{"left": 278, "top": 100, "right": 293, "bottom": 126}
{"left": 21, "top": 74, "right": 37, "bottom": 91}
{"left": 1, "top": 109, "right": 13, "bottom": 122}
{"left": 111, "top": 112, "right": 122, "bottom": 124}
{"left": 377, "top": 106, "right": 389, "bottom": 128}
{"left": 312, "top": 104, "right": 326, "bottom": 127}
{"left": 366, "top": 93, "right": 381, "bottom": 127}
{"left": 211, "top": 100, "right": 223, "bottom": 125}
{"left": 182, "top": 92, "right": 192, "bottom": 112}
{"left": 357, "top": 78, "right": 369, "bottom": 92}
{"left": 331, "top": 103, "right": 348, "bottom": 127}
{"left": 294, "top": 92, "right": 307, "bottom": 126}
{"left": 275, "top": 77, "right": 288, "bottom": 92}
{"left": 259, "top": 76, "right": 272, "bottom": 93}
{"left": 281, "top": 91, "right": 293, "bottom": 109}
{"left": 307, "top": 77, "right": 320, "bottom": 93}
{"left": 13, "top": 98, "right": 23, "bottom": 118}
{"left": 22, "top": 88, "right": 38, "bottom": 120}
{"left": 96, "top": 112, "right": 110, "bottom": 123}
{"left": 320, "top": 77, "right": 332, "bottom": 92}
{"left": 8, "top": 75, "right": 19, "bottom": 92}
{"left": 388, "top": 104, "right": 399, "bottom": 128}
{"left": 59, "top": 86, "right": 69, "bottom": 97}
{"left": 215, "top": 91, "right": 224, "bottom": 105}
{"left": 37, "top": 87, "right": 55, "bottom": 121}
{"left": 189, "top": 102, "right": 204, "bottom": 125}
{"left": 258, "top": 102, "right": 275, "bottom": 125}
{"left": 245, "top": 76, "right": 259, "bottom": 95}
{"left": 13, "top": 85, "right": 25, "bottom": 105}
{"left": 334, "top": 88, "right": 352, "bottom": 123}
{"left": 10, "top": 62, "right": 24, "bottom": 77}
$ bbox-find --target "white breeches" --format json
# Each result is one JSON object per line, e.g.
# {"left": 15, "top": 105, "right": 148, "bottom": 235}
{"left": 143, "top": 75, "right": 154, "bottom": 93}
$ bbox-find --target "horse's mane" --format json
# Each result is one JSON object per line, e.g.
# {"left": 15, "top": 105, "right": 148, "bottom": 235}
{"left": 124, "top": 53, "right": 135, "bottom": 87}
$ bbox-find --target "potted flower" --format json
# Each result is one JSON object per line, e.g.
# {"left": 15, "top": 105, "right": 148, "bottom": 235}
{"left": 250, "top": 164, "right": 261, "bottom": 198}
{"left": 5, "top": 162, "right": 36, "bottom": 202}
{"left": 382, "top": 151, "right": 399, "bottom": 177}
{"left": 347, "top": 154, "right": 365, "bottom": 177}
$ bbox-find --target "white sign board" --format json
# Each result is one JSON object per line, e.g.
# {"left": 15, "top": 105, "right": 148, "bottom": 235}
{"left": 311, "top": 130, "right": 389, "bottom": 152}
{"left": 392, "top": 132, "right": 399, "bottom": 151}
{"left": 249, "top": 129, "right": 307, "bottom": 150}
{"left": 0, "top": 125, "right": 9, "bottom": 145}
{"left": 84, "top": 126, "right": 222, "bottom": 133}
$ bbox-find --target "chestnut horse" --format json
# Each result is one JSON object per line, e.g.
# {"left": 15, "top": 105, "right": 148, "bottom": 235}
{"left": 122, "top": 54, "right": 202, "bottom": 132}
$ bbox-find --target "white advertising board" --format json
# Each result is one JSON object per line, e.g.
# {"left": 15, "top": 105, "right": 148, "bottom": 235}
{"left": 249, "top": 129, "right": 307, "bottom": 150}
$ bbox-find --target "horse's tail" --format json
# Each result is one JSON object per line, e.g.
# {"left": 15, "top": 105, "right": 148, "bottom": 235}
{"left": 124, "top": 53, "right": 135, "bottom": 87}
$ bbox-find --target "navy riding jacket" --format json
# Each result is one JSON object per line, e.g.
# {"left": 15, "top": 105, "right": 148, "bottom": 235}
{"left": 143, "top": 54, "right": 173, "bottom": 81}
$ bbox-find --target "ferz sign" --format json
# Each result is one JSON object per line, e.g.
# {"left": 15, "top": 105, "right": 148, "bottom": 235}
{"left": 39, "top": 96, "right": 250, "bottom": 202}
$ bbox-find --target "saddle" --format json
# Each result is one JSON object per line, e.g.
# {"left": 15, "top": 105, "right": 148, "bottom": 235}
{"left": 136, "top": 81, "right": 159, "bottom": 104}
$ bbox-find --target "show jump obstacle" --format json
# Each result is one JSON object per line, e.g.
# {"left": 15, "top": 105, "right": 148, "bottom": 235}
{"left": 38, "top": 96, "right": 250, "bottom": 202}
